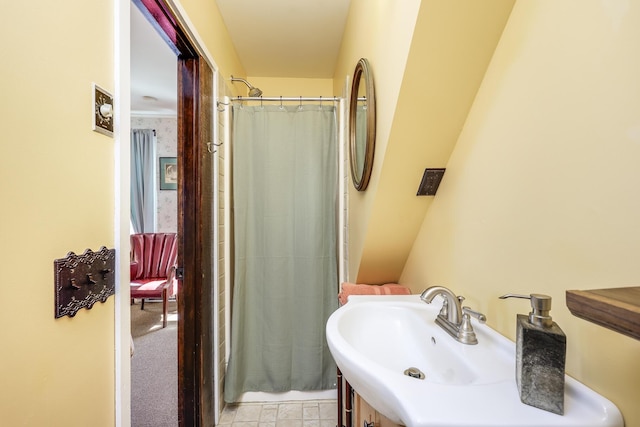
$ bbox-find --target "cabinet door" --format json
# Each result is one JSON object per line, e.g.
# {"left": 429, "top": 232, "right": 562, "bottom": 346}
{"left": 354, "top": 393, "right": 402, "bottom": 427}
{"left": 355, "top": 393, "right": 377, "bottom": 427}
{"left": 377, "top": 411, "right": 399, "bottom": 427}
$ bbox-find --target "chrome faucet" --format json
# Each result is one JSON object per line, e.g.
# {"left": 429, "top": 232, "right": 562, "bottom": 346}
{"left": 420, "top": 286, "right": 486, "bottom": 345}
{"left": 420, "top": 286, "right": 463, "bottom": 324}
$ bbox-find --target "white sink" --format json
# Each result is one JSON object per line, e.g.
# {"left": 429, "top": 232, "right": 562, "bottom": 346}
{"left": 326, "top": 295, "right": 623, "bottom": 427}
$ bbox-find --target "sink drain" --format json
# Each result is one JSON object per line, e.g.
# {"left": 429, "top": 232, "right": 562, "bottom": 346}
{"left": 403, "top": 367, "right": 425, "bottom": 380}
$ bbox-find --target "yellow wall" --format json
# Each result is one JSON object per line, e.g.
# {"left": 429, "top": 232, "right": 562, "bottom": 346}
{"left": 0, "top": 1, "right": 115, "bottom": 425}
{"left": 0, "top": 0, "right": 246, "bottom": 424}
{"left": 245, "top": 77, "right": 334, "bottom": 99}
{"left": 333, "top": 0, "right": 422, "bottom": 282}
{"left": 354, "top": 0, "right": 514, "bottom": 284}
{"left": 178, "top": 0, "right": 246, "bottom": 80}
{"left": 400, "top": 1, "right": 640, "bottom": 424}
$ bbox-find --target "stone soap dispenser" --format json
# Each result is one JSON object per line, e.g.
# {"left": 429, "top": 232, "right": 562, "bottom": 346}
{"left": 500, "top": 293, "right": 566, "bottom": 415}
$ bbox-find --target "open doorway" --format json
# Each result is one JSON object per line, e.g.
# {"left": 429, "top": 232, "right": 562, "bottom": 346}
{"left": 130, "top": 2, "right": 178, "bottom": 425}
{"left": 128, "top": 0, "right": 216, "bottom": 425}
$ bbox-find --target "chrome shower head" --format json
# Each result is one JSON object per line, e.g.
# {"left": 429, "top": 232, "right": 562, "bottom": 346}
{"left": 230, "top": 75, "right": 263, "bottom": 97}
{"left": 248, "top": 86, "right": 263, "bottom": 97}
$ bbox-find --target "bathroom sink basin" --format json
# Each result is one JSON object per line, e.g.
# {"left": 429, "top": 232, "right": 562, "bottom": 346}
{"left": 326, "top": 295, "right": 623, "bottom": 427}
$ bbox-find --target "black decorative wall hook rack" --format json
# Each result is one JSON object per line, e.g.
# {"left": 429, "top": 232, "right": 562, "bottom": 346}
{"left": 54, "top": 246, "right": 116, "bottom": 318}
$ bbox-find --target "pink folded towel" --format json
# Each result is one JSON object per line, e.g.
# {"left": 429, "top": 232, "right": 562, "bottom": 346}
{"left": 338, "top": 282, "right": 412, "bottom": 305}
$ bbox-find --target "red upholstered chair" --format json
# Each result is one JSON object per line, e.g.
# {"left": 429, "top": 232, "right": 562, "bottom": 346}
{"left": 130, "top": 233, "right": 178, "bottom": 328}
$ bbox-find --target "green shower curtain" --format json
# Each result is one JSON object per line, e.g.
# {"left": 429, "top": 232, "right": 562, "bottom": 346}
{"left": 224, "top": 104, "right": 338, "bottom": 402}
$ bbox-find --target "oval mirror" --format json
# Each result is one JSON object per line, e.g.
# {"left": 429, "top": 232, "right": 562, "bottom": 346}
{"left": 349, "top": 58, "right": 376, "bottom": 191}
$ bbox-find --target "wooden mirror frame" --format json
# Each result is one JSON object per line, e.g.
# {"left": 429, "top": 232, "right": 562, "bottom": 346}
{"left": 349, "top": 58, "right": 376, "bottom": 191}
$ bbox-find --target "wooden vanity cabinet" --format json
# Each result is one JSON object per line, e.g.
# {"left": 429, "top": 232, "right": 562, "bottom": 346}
{"left": 354, "top": 392, "right": 402, "bottom": 427}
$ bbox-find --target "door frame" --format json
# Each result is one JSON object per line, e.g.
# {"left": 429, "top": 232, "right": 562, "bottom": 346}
{"left": 116, "top": 0, "right": 217, "bottom": 425}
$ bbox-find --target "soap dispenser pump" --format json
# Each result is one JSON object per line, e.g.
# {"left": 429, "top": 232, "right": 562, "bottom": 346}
{"left": 500, "top": 293, "right": 566, "bottom": 415}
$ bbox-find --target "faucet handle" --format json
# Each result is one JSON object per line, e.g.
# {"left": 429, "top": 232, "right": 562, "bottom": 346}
{"left": 462, "top": 306, "right": 486, "bottom": 324}
{"left": 458, "top": 314, "right": 479, "bottom": 345}
{"left": 439, "top": 298, "right": 449, "bottom": 317}
{"left": 458, "top": 307, "right": 486, "bottom": 345}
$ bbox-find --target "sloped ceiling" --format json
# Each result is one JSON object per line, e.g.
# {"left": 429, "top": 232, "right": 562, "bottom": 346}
{"left": 354, "top": 0, "right": 516, "bottom": 284}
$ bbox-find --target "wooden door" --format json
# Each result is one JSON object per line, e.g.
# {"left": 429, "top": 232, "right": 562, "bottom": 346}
{"left": 177, "top": 56, "right": 215, "bottom": 427}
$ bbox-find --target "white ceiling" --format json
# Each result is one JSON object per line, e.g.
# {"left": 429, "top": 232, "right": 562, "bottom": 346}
{"left": 130, "top": 3, "right": 177, "bottom": 115}
{"left": 130, "top": 1, "right": 351, "bottom": 116}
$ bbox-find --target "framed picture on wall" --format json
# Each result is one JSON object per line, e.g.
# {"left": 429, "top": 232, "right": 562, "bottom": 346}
{"left": 159, "top": 157, "right": 177, "bottom": 190}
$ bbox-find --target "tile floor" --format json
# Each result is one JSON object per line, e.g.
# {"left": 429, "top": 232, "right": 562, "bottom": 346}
{"left": 219, "top": 400, "right": 338, "bottom": 427}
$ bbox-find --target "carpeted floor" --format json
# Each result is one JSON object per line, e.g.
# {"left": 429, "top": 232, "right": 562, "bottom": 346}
{"left": 131, "top": 300, "right": 178, "bottom": 427}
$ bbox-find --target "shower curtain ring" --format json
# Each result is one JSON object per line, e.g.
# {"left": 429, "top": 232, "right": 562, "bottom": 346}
{"left": 299, "top": 96, "right": 303, "bottom": 110}
{"left": 319, "top": 96, "right": 323, "bottom": 109}
{"left": 280, "top": 96, "right": 284, "bottom": 110}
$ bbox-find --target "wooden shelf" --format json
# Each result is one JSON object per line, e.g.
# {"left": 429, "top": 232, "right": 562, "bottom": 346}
{"left": 566, "top": 287, "right": 640, "bottom": 341}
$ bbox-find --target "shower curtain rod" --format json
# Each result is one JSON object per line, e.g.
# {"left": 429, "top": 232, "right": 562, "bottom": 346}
{"left": 232, "top": 96, "right": 341, "bottom": 102}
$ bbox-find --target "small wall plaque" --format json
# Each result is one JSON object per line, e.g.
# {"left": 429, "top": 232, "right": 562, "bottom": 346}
{"left": 92, "top": 83, "right": 114, "bottom": 137}
{"left": 54, "top": 247, "right": 116, "bottom": 318}
{"left": 417, "top": 168, "right": 446, "bottom": 196}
